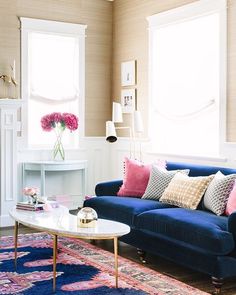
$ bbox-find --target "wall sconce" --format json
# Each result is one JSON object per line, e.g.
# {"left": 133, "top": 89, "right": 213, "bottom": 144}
{"left": 106, "top": 102, "right": 143, "bottom": 159}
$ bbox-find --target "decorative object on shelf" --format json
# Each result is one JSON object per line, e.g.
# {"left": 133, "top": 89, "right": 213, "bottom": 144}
{"left": 22, "top": 186, "right": 40, "bottom": 205}
{"left": 41, "top": 112, "right": 78, "bottom": 161}
{"left": 121, "top": 60, "right": 136, "bottom": 86}
{"left": 0, "top": 60, "right": 18, "bottom": 99}
{"left": 77, "top": 207, "right": 98, "bottom": 228}
{"left": 106, "top": 102, "right": 143, "bottom": 159}
{"left": 121, "top": 88, "right": 136, "bottom": 113}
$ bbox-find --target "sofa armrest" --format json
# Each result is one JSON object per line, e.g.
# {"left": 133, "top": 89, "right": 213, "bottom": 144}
{"left": 95, "top": 180, "right": 123, "bottom": 196}
{"left": 228, "top": 212, "right": 236, "bottom": 242}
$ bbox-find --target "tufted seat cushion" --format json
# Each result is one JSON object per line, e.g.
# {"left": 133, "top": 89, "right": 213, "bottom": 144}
{"left": 136, "top": 208, "right": 235, "bottom": 255}
{"left": 84, "top": 196, "right": 174, "bottom": 227}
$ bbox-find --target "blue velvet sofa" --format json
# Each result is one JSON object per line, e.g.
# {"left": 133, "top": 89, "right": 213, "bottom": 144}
{"left": 84, "top": 162, "right": 236, "bottom": 293}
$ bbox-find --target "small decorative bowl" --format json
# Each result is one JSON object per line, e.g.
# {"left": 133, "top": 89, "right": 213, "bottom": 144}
{"left": 77, "top": 207, "right": 98, "bottom": 228}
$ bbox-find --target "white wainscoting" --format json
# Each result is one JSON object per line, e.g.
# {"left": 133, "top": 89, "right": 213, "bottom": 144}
{"left": 17, "top": 138, "right": 111, "bottom": 210}
{"left": 1, "top": 131, "right": 112, "bottom": 227}
{"left": 0, "top": 99, "right": 22, "bottom": 227}
{"left": 3, "top": 112, "right": 236, "bottom": 227}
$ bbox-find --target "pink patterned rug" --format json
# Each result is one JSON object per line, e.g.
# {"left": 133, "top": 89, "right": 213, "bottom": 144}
{"left": 0, "top": 232, "right": 210, "bottom": 294}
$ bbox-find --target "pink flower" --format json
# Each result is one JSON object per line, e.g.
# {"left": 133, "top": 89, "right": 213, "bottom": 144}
{"left": 50, "top": 112, "right": 63, "bottom": 124}
{"left": 23, "top": 187, "right": 39, "bottom": 196}
{"left": 40, "top": 112, "right": 78, "bottom": 132}
{"left": 41, "top": 114, "right": 53, "bottom": 132}
{"left": 62, "top": 113, "right": 79, "bottom": 131}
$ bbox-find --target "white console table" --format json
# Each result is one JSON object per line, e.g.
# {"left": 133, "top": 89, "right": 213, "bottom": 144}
{"left": 22, "top": 160, "right": 88, "bottom": 204}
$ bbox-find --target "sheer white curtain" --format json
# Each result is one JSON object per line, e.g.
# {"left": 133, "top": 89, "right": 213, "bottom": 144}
{"left": 29, "top": 32, "right": 79, "bottom": 102}
{"left": 27, "top": 32, "right": 80, "bottom": 147}
{"left": 148, "top": 2, "right": 225, "bottom": 157}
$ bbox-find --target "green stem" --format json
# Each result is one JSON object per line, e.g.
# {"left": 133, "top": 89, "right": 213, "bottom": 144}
{"left": 53, "top": 128, "right": 65, "bottom": 160}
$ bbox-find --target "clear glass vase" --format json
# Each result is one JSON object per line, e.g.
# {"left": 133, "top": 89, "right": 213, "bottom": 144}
{"left": 53, "top": 128, "right": 65, "bottom": 161}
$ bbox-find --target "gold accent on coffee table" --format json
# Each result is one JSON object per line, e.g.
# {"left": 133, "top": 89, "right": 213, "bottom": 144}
{"left": 11, "top": 208, "right": 129, "bottom": 292}
{"left": 114, "top": 237, "right": 118, "bottom": 288}
{"left": 50, "top": 233, "right": 120, "bottom": 291}
{"left": 14, "top": 221, "right": 18, "bottom": 270}
{"left": 53, "top": 234, "right": 58, "bottom": 292}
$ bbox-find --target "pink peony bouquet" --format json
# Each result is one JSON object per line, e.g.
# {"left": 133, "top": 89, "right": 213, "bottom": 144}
{"left": 41, "top": 112, "right": 78, "bottom": 132}
{"left": 41, "top": 112, "right": 78, "bottom": 161}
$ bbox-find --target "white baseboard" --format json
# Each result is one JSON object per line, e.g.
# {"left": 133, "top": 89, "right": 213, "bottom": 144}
{"left": 0, "top": 214, "right": 14, "bottom": 227}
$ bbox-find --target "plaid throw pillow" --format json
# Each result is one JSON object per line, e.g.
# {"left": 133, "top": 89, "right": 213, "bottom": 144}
{"left": 160, "top": 172, "right": 214, "bottom": 210}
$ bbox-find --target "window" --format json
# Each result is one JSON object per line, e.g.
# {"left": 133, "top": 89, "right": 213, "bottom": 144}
{"left": 148, "top": 0, "right": 226, "bottom": 157}
{"left": 21, "top": 18, "right": 87, "bottom": 148}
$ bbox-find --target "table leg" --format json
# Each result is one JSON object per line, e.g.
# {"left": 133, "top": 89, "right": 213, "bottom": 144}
{"left": 53, "top": 234, "right": 58, "bottom": 292}
{"left": 14, "top": 221, "right": 18, "bottom": 270}
{"left": 40, "top": 166, "right": 46, "bottom": 196}
{"left": 114, "top": 237, "right": 118, "bottom": 288}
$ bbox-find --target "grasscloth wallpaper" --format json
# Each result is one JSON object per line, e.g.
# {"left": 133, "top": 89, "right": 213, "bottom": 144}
{"left": 0, "top": 0, "right": 235, "bottom": 140}
{"left": 0, "top": 0, "right": 112, "bottom": 136}
{"left": 112, "top": 0, "right": 236, "bottom": 141}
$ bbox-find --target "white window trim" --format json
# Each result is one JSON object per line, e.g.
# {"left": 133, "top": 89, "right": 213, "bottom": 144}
{"left": 20, "top": 17, "right": 87, "bottom": 149}
{"left": 147, "top": 0, "right": 227, "bottom": 158}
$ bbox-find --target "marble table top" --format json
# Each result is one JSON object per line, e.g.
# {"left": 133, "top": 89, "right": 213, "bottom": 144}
{"left": 9, "top": 206, "right": 130, "bottom": 239}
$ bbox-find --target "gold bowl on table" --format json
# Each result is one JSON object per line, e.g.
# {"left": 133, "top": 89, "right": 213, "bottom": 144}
{"left": 77, "top": 207, "right": 98, "bottom": 228}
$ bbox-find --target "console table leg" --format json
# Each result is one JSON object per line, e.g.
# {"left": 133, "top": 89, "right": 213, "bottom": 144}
{"left": 14, "top": 221, "right": 18, "bottom": 270}
{"left": 53, "top": 234, "right": 58, "bottom": 292}
{"left": 114, "top": 237, "right": 118, "bottom": 288}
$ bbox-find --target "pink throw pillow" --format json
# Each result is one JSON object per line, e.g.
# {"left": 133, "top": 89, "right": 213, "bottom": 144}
{"left": 117, "top": 157, "right": 166, "bottom": 198}
{"left": 225, "top": 184, "right": 236, "bottom": 215}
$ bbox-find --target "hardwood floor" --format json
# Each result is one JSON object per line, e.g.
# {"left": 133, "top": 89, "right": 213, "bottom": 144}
{"left": 1, "top": 225, "right": 236, "bottom": 294}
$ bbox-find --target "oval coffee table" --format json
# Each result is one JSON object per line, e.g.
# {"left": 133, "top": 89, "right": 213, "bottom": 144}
{"left": 9, "top": 206, "right": 130, "bottom": 291}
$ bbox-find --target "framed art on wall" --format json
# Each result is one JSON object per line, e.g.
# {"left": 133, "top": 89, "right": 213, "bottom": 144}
{"left": 121, "top": 60, "right": 136, "bottom": 86}
{"left": 121, "top": 88, "right": 136, "bottom": 113}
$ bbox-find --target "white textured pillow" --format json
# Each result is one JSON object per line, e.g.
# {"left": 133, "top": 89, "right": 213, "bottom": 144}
{"left": 160, "top": 172, "right": 214, "bottom": 210}
{"left": 203, "top": 171, "right": 236, "bottom": 215}
{"left": 141, "top": 166, "right": 189, "bottom": 200}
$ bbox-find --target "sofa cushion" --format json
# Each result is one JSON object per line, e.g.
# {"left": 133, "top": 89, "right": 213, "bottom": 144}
{"left": 226, "top": 184, "right": 236, "bottom": 216}
{"left": 203, "top": 171, "right": 236, "bottom": 216}
{"left": 84, "top": 196, "right": 174, "bottom": 227}
{"left": 117, "top": 158, "right": 151, "bottom": 197}
{"left": 142, "top": 166, "right": 189, "bottom": 200}
{"left": 136, "top": 208, "right": 234, "bottom": 255}
{"left": 160, "top": 173, "right": 214, "bottom": 210}
{"left": 117, "top": 158, "right": 166, "bottom": 197}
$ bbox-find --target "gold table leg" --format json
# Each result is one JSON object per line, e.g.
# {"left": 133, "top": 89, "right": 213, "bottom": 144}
{"left": 114, "top": 237, "right": 118, "bottom": 288}
{"left": 14, "top": 221, "right": 18, "bottom": 270}
{"left": 53, "top": 234, "right": 58, "bottom": 292}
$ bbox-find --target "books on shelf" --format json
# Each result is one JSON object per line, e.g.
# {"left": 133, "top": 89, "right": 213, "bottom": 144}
{"left": 16, "top": 201, "right": 45, "bottom": 211}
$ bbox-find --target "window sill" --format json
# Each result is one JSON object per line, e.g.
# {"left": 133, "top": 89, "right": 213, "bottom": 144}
{"left": 18, "top": 147, "right": 86, "bottom": 152}
{"left": 146, "top": 151, "right": 227, "bottom": 163}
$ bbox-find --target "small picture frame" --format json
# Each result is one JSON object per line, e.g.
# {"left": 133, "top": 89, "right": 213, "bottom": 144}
{"left": 121, "top": 60, "right": 136, "bottom": 86}
{"left": 121, "top": 89, "right": 136, "bottom": 113}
